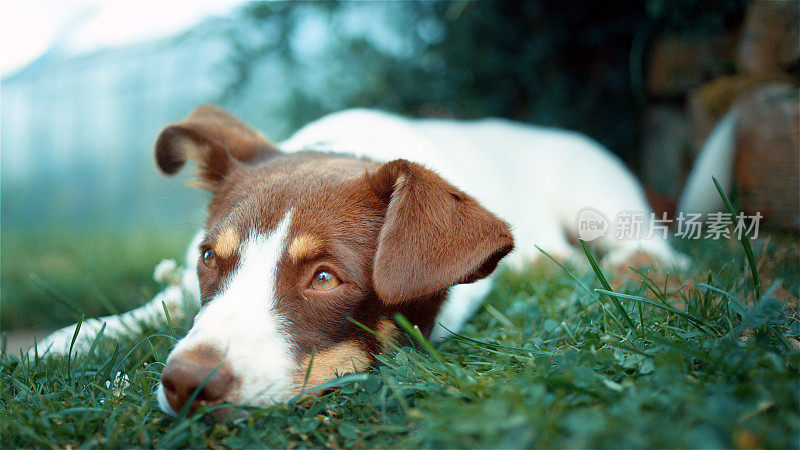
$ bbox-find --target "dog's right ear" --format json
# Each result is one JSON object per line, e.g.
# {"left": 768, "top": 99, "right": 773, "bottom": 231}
{"left": 155, "top": 105, "right": 277, "bottom": 189}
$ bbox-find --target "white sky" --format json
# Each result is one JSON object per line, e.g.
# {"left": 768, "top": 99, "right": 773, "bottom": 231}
{"left": 0, "top": 0, "right": 246, "bottom": 77}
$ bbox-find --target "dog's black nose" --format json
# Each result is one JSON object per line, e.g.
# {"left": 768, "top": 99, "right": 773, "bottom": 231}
{"left": 161, "top": 346, "right": 234, "bottom": 414}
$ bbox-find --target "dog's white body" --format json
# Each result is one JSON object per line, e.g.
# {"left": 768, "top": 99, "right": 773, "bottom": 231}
{"left": 280, "top": 109, "right": 686, "bottom": 338}
{"left": 283, "top": 109, "right": 682, "bottom": 266}
{"left": 33, "top": 109, "right": 688, "bottom": 413}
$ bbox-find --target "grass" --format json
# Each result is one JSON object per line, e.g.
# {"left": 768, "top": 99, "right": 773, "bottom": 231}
{"left": 1, "top": 226, "right": 192, "bottom": 330}
{"left": 1, "top": 227, "right": 798, "bottom": 447}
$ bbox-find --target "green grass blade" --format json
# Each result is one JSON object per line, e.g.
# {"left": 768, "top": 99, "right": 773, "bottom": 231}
{"left": 110, "top": 330, "right": 174, "bottom": 376}
{"left": 694, "top": 282, "right": 748, "bottom": 317}
{"left": 595, "top": 289, "right": 713, "bottom": 334}
{"left": 98, "top": 343, "right": 120, "bottom": 384}
{"left": 67, "top": 315, "right": 85, "bottom": 381}
{"left": 288, "top": 372, "right": 371, "bottom": 404}
{"left": 32, "top": 330, "right": 40, "bottom": 364}
{"left": 161, "top": 300, "right": 175, "bottom": 338}
{"left": 535, "top": 244, "right": 594, "bottom": 296}
{"left": 348, "top": 317, "right": 403, "bottom": 353}
{"left": 78, "top": 322, "right": 107, "bottom": 378}
{"left": 393, "top": 313, "right": 446, "bottom": 366}
{"left": 578, "top": 239, "right": 636, "bottom": 332}
{"left": 47, "top": 407, "right": 107, "bottom": 417}
{"left": 29, "top": 273, "right": 84, "bottom": 319}
{"left": 712, "top": 175, "right": 761, "bottom": 298}
{"left": 438, "top": 323, "right": 554, "bottom": 356}
{"left": 536, "top": 244, "right": 623, "bottom": 330}
{"left": 300, "top": 346, "right": 317, "bottom": 392}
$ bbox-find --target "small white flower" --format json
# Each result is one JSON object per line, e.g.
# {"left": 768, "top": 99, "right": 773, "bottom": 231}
{"left": 102, "top": 372, "right": 131, "bottom": 403}
{"left": 153, "top": 259, "right": 179, "bottom": 284}
{"left": 105, "top": 371, "right": 130, "bottom": 390}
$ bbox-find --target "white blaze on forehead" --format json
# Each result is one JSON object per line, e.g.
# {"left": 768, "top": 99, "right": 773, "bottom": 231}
{"left": 158, "top": 210, "right": 295, "bottom": 414}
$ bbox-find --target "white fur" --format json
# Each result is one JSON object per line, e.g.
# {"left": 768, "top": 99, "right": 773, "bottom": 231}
{"left": 157, "top": 211, "right": 295, "bottom": 415}
{"left": 156, "top": 383, "right": 175, "bottom": 415}
{"left": 678, "top": 112, "right": 738, "bottom": 215}
{"left": 281, "top": 109, "right": 686, "bottom": 267}
{"left": 431, "top": 279, "right": 493, "bottom": 341}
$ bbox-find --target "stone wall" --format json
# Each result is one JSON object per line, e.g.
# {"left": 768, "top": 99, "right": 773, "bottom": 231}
{"left": 640, "top": 0, "right": 799, "bottom": 232}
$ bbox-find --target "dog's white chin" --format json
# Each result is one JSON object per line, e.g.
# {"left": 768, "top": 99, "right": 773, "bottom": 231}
{"left": 156, "top": 383, "right": 178, "bottom": 417}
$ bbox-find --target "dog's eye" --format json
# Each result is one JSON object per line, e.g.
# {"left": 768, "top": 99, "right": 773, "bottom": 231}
{"left": 202, "top": 249, "right": 217, "bottom": 269}
{"left": 310, "top": 270, "right": 340, "bottom": 290}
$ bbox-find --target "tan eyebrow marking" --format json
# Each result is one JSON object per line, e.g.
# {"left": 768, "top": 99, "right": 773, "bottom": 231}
{"left": 214, "top": 227, "right": 240, "bottom": 258}
{"left": 288, "top": 234, "right": 323, "bottom": 262}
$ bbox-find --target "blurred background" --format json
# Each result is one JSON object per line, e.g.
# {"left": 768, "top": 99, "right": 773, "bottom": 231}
{"left": 2, "top": 1, "right": 798, "bottom": 333}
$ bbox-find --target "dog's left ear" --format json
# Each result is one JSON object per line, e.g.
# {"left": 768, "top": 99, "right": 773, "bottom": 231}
{"left": 155, "top": 105, "right": 277, "bottom": 189}
{"left": 369, "top": 159, "right": 514, "bottom": 304}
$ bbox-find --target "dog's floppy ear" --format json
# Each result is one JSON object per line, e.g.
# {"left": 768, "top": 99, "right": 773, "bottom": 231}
{"left": 369, "top": 159, "right": 514, "bottom": 304}
{"left": 155, "top": 105, "right": 277, "bottom": 189}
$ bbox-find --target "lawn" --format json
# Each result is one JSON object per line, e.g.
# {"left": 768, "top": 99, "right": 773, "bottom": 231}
{"left": 1, "top": 226, "right": 194, "bottom": 331}
{"left": 1, "top": 224, "right": 798, "bottom": 447}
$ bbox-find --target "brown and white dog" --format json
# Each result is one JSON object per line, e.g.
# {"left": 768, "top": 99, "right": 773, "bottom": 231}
{"left": 34, "top": 105, "right": 687, "bottom": 416}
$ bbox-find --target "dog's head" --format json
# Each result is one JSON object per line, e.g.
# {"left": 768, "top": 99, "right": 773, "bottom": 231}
{"left": 154, "top": 105, "right": 513, "bottom": 417}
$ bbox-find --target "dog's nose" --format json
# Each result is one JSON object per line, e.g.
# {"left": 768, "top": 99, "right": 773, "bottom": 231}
{"left": 161, "top": 347, "right": 234, "bottom": 414}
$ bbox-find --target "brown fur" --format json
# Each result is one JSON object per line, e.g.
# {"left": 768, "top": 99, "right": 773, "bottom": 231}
{"left": 155, "top": 104, "right": 278, "bottom": 188}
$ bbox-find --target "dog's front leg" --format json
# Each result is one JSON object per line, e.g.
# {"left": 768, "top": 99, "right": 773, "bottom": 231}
{"left": 28, "top": 231, "right": 205, "bottom": 359}
{"left": 28, "top": 284, "right": 198, "bottom": 359}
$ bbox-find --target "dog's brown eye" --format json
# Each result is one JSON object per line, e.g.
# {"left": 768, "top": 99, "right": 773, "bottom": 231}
{"left": 310, "top": 270, "right": 340, "bottom": 290}
{"left": 202, "top": 249, "right": 217, "bottom": 269}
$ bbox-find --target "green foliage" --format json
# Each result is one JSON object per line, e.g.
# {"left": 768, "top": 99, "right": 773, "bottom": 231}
{"left": 221, "top": 1, "right": 751, "bottom": 163}
{"left": 1, "top": 233, "right": 797, "bottom": 447}
{"left": 1, "top": 227, "right": 191, "bottom": 330}
{"left": 645, "top": 0, "right": 749, "bottom": 34}
{"left": 223, "top": 2, "right": 653, "bottom": 160}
